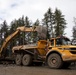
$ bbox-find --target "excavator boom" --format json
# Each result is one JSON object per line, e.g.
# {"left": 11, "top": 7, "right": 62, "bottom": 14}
{"left": 0, "top": 26, "right": 35, "bottom": 56}
{"left": 0, "top": 30, "right": 19, "bottom": 55}
{"left": 0, "top": 26, "right": 47, "bottom": 57}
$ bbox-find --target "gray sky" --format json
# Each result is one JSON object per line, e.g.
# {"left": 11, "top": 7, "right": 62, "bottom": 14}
{"left": 0, "top": 0, "right": 76, "bottom": 39}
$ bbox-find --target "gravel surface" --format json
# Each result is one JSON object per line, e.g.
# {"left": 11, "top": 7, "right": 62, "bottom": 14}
{"left": 0, "top": 64, "right": 76, "bottom": 75}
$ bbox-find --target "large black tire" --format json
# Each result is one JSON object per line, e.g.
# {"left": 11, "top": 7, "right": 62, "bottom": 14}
{"left": 33, "top": 62, "right": 43, "bottom": 66}
{"left": 22, "top": 54, "right": 32, "bottom": 66}
{"left": 62, "top": 62, "right": 71, "bottom": 69}
{"left": 15, "top": 54, "right": 22, "bottom": 66}
{"left": 47, "top": 53, "right": 63, "bottom": 69}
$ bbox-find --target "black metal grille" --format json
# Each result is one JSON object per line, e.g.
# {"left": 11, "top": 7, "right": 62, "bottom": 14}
{"left": 70, "top": 51, "right": 76, "bottom": 54}
{"left": 70, "top": 48, "right": 76, "bottom": 50}
{"left": 70, "top": 48, "right": 76, "bottom": 54}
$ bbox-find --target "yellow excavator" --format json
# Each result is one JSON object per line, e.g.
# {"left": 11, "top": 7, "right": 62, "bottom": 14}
{"left": 0, "top": 26, "right": 37, "bottom": 59}
{"left": 0, "top": 26, "right": 47, "bottom": 59}
{"left": 1, "top": 26, "right": 76, "bottom": 69}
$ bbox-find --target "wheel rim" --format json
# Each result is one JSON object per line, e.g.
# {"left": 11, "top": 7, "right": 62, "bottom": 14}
{"left": 22, "top": 54, "right": 32, "bottom": 66}
{"left": 23, "top": 57, "right": 28, "bottom": 64}
{"left": 47, "top": 54, "right": 63, "bottom": 69}
{"left": 49, "top": 57, "right": 58, "bottom": 67}
{"left": 16, "top": 58, "right": 20, "bottom": 63}
{"left": 51, "top": 58, "right": 57, "bottom": 64}
{"left": 16, "top": 55, "right": 22, "bottom": 65}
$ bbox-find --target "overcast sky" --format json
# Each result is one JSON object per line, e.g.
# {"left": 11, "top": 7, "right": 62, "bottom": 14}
{"left": 0, "top": 0, "right": 76, "bottom": 39}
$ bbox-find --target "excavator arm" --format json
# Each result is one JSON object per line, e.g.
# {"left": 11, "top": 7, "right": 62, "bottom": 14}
{"left": 0, "top": 30, "right": 19, "bottom": 55}
{"left": 0, "top": 26, "right": 47, "bottom": 57}
{"left": 0, "top": 26, "right": 34, "bottom": 56}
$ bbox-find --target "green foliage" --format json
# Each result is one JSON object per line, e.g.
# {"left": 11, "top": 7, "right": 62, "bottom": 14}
{"left": 42, "top": 8, "right": 54, "bottom": 39}
{"left": 31, "top": 19, "right": 40, "bottom": 42}
{"left": 72, "top": 26, "right": 76, "bottom": 39}
{"left": 42, "top": 8, "right": 67, "bottom": 38}
{"left": 0, "top": 20, "right": 8, "bottom": 46}
{"left": 1, "top": 20, "right": 8, "bottom": 38}
{"left": 54, "top": 8, "right": 66, "bottom": 37}
{"left": 0, "top": 7, "right": 67, "bottom": 48}
{"left": 72, "top": 17, "right": 76, "bottom": 39}
{"left": 9, "top": 16, "right": 32, "bottom": 46}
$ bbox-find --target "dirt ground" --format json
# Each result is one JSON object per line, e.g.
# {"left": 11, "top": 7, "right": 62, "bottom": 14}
{"left": 0, "top": 64, "right": 76, "bottom": 75}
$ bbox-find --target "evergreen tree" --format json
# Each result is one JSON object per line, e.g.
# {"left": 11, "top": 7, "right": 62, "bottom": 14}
{"left": 0, "top": 25, "right": 2, "bottom": 47}
{"left": 72, "top": 26, "right": 76, "bottom": 39}
{"left": 32, "top": 19, "right": 40, "bottom": 42}
{"left": 16, "top": 16, "right": 25, "bottom": 26}
{"left": 42, "top": 8, "right": 54, "bottom": 39}
{"left": 72, "top": 17, "right": 76, "bottom": 39}
{"left": 1, "top": 20, "right": 8, "bottom": 38}
{"left": 54, "top": 8, "right": 66, "bottom": 37}
{"left": 9, "top": 16, "right": 26, "bottom": 46}
{"left": 25, "top": 16, "right": 31, "bottom": 26}
{"left": 33, "top": 19, "right": 40, "bottom": 26}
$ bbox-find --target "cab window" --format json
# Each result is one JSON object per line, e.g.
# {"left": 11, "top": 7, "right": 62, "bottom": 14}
{"left": 56, "top": 38, "right": 62, "bottom": 45}
{"left": 50, "top": 39, "right": 54, "bottom": 46}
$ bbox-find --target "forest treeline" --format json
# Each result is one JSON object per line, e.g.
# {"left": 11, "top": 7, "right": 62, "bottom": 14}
{"left": 0, "top": 8, "right": 67, "bottom": 48}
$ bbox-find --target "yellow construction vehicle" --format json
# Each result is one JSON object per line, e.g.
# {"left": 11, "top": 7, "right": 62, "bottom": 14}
{"left": 1, "top": 26, "right": 76, "bottom": 69}
{"left": 12, "top": 26, "right": 76, "bottom": 69}
{"left": 0, "top": 26, "right": 37, "bottom": 59}
{"left": 46, "top": 36, "right": 76, "bottom": 69}
{"left": 0, "top": 26, "right": 47, "bottom": 61}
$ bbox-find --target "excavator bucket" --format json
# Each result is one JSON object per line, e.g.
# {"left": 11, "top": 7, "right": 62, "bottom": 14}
{"left": 34, "top": 26, "right": 47, "bottom": 39}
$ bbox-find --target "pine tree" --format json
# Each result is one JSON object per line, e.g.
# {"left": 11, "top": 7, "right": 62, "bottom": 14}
{"left": 25, "top": 16, "right": 31, "bottom": 26}
{"left": 33, "top": 19, "right": 40, "bottom": 26}
{"left": 32, "top": 19, "right": 40, "bottom": 42}
{"left": 0, "top": 25, "right": 2, "bottom": 47}
{"left": 54, "top": 8, "right": 66, "bottom": 37}
{"left": 1, "top": 20, "right": 8, "bottom": 38}
{"left": 72, "top": 26, "right": 76, "bottom": 39}
{"left": 42, "top": 8, "right": 54, "bottom": 39}
{"left": 72, "top": 17, "right": 76, "bottom": 39}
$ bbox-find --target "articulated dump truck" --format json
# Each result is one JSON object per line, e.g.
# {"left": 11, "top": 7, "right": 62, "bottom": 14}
{"left": 0, "top": 26, "right": 76, "bottom": 69}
